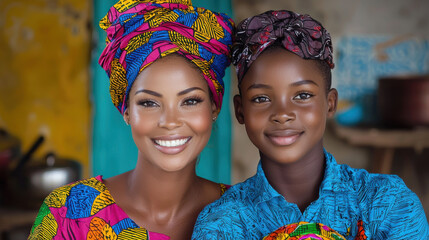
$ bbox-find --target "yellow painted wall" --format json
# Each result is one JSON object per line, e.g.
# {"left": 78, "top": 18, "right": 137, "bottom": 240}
{"left": 0, "top": 0, "right": 91, "bottom": 177}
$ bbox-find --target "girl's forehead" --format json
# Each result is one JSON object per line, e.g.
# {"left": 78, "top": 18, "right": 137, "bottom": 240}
{"left": 241, "top": 50, "right": 324, "bottom": 86}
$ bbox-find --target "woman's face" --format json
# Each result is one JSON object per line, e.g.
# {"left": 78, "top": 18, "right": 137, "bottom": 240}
{"left": 125, "top": 55, "right": 217, "bottom": 172}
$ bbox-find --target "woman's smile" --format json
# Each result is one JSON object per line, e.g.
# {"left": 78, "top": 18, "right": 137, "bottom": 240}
{"left": 153, "top": 136, "right": 192, "bottom": 155}
{"left": 154, "top": 137, "right": 191, "bottom": 147}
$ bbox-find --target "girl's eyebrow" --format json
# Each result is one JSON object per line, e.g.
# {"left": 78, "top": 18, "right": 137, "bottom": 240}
{"left": 135, "top": 89, "right": 162, "bottom": 97}
{"left": 291, "top": 79, "right": 319, "bottom": 87}
{"left": 247, "top": 83, "right": 272, "bottom": 92}
{"left": 178, "top": 87, "right": 205, "bottom": 96}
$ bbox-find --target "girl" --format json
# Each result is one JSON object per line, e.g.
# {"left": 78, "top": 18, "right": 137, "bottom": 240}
{"left": 193, "top": 10, "right": 428, "bottom": 240}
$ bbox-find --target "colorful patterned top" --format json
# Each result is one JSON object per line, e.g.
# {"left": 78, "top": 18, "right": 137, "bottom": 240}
{"left": 263, "top": 222, "right": 346, "bottom": 240}
{"left": 192, "top": 150, "right": 429, "bottom": 240}
{"left": 28, "top": 176, "right": 228, "bottom": 240}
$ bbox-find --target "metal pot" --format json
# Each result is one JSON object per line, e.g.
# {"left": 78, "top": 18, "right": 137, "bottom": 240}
{"left": 15, "top": 153, "right": 81, "bottom": 194}
{"left": 5, "top": 135, "right": 82, "bottom": 209}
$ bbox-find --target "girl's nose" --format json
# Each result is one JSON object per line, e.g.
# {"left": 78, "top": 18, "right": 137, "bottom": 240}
{"left": 269, "top": 102, "right": 295, "bottom": 124}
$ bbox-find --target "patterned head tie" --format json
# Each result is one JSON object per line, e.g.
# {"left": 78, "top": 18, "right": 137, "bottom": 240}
{"left": 99, "top": 0, "right": 234, "bottom": 114}
{"left": 263, "top": 222, "right": 346, "bottom": 240}
{"left": 232, "top": 10, "right": 334, "bottom": 84}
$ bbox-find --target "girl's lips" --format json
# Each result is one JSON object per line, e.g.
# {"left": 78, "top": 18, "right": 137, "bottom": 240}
{"left": 265, "top": 130, "right": 303, "bottom": 146}
{"left": 152, "top": 137, "right": 191, "bottom": 155}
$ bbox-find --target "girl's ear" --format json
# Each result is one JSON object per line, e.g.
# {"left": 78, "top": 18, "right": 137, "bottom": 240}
{"left": 233, "top": 94, "right": 245, "bottom": 124}
{"left": 327, "top": 88, "right": 338, "bottom": 118}
{"left": 123, "top": 108, "right": 130, "bottom": 125}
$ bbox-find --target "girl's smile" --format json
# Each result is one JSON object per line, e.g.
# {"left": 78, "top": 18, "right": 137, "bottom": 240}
{"left": 264, "top": 129, "right": 303, "bottom": 146}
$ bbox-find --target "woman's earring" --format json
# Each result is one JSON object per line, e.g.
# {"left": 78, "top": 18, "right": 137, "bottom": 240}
{"left": 212, "top": 116, "right": 217, "bottom": 122}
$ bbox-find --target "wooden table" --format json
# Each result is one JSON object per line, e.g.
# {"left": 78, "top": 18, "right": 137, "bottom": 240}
{"left": 330, "top": 122, "right": 429, "bottom": 174}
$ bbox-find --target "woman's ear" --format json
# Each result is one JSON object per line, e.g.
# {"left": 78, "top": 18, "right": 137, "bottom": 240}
{"left": 211, "top": 101, "right": 218, "bottom": 122}
{"left": 123, "top": 108, "right": 130, "bottom": 125}
{"left": 327, "top": 88, "right": 338, "bottom": 118}
{"left": 233, "top": 94, "right": 245, "bottom": 124}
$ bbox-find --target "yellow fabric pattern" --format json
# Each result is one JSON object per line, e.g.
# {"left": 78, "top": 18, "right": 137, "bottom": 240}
{"left": 109, "top": 59, "right": 128, "bottom": 107}
{"left": 28, "top": 213, "right": 58, "bottom": 240}
{"left": 44, "top": 185, "right": 73, "bottom": 208}
{"left": 118, "top": 228, "right": 149, "bottom": 240}
{"left": 125, "top": 33, "right": 152, "bottom": 53}
{"left": 193, "top": 10, "right": 224, "bottom": 42}
{"left": 91, "top": 189, "right": 115, "bottom": 215}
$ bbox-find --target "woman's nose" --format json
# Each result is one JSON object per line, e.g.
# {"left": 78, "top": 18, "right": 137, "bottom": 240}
{"left": 158, "top": 107, "right": 182, "bottom": 129}
{"left": 269, "top": 101, "right": 295, "bottom": 124}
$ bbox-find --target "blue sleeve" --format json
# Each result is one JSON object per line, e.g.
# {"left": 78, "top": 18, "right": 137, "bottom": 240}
{"left": 373, "top": 180, "right": 429, "bottom": 239}
{"left": 192, "top": 202, "right": 246, "bottom": 240}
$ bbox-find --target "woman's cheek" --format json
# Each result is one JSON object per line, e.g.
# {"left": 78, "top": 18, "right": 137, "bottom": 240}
{"left": 131, "top": 111, "right": 159, "bottom": 134}
{"left": 186, "top": 108, "right": 213, "bottom": 134}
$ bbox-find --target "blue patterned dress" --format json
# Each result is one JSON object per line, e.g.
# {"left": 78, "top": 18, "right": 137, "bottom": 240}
{"left": 192, "top": 150, "right": 429, "bottom": 239}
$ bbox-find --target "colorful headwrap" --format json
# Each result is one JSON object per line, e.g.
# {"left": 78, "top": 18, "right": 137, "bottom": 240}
{"left": 263, "top": 222, "right": 346, "bottom": 240}
{"left": 232, "top": 10, "right": 334, "bottom": 84}
{"left": 99, "top": 0, "right": 234, "bottom": 114}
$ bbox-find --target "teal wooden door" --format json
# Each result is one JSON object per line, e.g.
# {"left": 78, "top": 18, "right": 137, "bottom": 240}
{"left": 91, "top": 0, "right": 233, "bottom": 184}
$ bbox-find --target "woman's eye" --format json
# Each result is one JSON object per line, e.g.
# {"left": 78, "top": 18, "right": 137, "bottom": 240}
{"left": 138, "top": 100, "right": 159, "bottom": 108}
{"left": 252, "top": 96, "right": 270, "bottom": 103}
{"left": 294, "top": 93, "right": 313, "bottom": 100}
{"left": 182, "top": 98, "right": 203, "bottom": 106}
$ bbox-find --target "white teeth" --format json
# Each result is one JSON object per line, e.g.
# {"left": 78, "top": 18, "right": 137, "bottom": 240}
{"left": 155, "top": 138, "right": 189, "bottom": 147}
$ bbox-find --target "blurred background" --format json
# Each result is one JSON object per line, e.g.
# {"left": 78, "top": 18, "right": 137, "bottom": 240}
{"left": 0, "top": 0, "right": 428, "bottom": 238}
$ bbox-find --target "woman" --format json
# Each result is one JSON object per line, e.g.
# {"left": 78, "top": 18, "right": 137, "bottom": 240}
{"left": 28, "top": 0, "right": 233, "bottom": 239}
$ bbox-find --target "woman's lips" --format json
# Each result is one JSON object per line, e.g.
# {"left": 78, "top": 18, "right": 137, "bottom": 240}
{"left": 152, "top": 136, "right": 191, "bottom": 155}
{"left": 265, "top": 130, "right": 303, "bottom": 146}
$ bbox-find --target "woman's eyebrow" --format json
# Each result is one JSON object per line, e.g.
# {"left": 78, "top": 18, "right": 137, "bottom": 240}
{"left": 178, "top": 87, "right": 205, "bottom": 96}
{"left": 290, "top": 79, "right": 319, "bottom": 87}
{"left": 246, "top": 83, "right": 272, "bottom": 92}
{"left": 135, "top": 89, "right": 162, "bottom": 97}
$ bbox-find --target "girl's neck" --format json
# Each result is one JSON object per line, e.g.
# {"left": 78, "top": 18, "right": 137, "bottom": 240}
{"left": 261, "top": 144, "right": 325, "bottom": 212}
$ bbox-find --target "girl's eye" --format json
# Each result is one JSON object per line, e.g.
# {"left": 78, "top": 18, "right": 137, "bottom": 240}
{"left": 294, "top": 93, "right": 313, "bottom": 100}
{"left": 138, "top": 100, "right": 159, "bottom": 108}
{"left": 182, "top": 97, "right": 203, "bottom": 106}
{"left": 252, "top": 96, "right": 270, "bottom": 103}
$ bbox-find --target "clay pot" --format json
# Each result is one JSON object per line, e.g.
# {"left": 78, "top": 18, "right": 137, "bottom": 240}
{"left": 378, "top": 74, "right": 429, "bottom": 128}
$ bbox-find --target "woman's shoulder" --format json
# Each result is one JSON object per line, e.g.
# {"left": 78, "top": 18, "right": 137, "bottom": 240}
{"left": 43, "top": 175, "right": 111, "bottom": 209}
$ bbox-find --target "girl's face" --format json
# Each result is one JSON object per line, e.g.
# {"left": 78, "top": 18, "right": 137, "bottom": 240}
{"left": 234, "top": 49, "right": 337, "bottom": 165}
{"left": 125, "top": 55, "right": 217, "bottom": 172}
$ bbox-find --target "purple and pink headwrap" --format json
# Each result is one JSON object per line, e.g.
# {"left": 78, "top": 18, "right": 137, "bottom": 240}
{"left": 98, "top": 0, "right": 233, "bottom": 114}
{"left": 232, "top": 10, "right": 334, "bottom": 84}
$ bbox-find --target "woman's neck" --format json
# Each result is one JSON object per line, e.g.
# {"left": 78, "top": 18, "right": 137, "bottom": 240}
{"left": 126, "top": 157, "right": 201, "bottom": 225}
{"left": 261, "top": 144, "right": 325, "bottom": 212}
